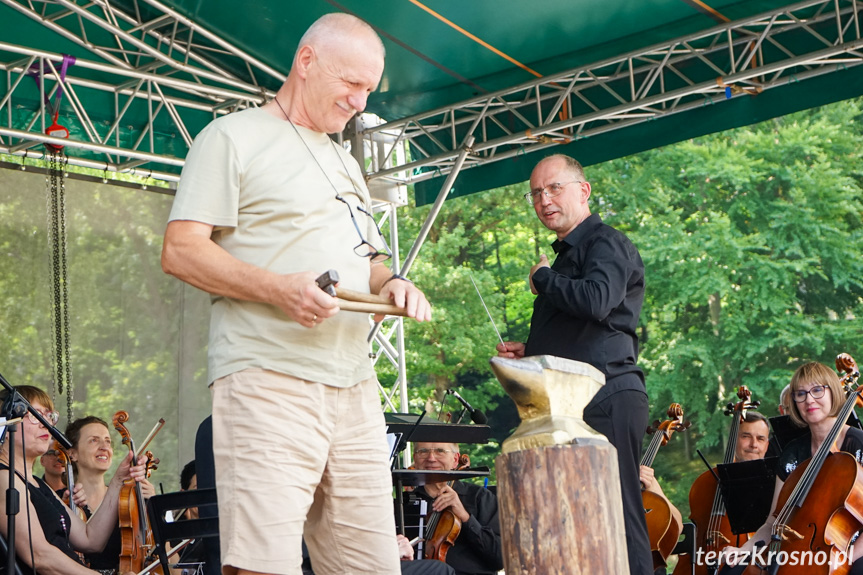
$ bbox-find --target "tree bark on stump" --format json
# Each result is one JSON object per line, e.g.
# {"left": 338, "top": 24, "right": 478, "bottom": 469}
{"left": 497, "top": 442, "right": 629, "bottom": 574}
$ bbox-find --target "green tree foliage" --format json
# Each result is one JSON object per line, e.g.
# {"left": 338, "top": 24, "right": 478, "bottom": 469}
{"left": 592, "top": 101, "right": 863, "bottom": 514}
{"left": 0, "top": 166, "right": 209, "bottom": 492}
{"left": 392, "top": 99, "right": 863, "bottom": 504}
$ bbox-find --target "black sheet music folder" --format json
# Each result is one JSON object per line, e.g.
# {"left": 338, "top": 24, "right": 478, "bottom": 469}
{"left": 392, "top": 467, "right": 490, "bottom": 487}
{"left": 384, "top": 412, "right": 490, "bottom": 444}
{"left": 716, "top": 456, "right": 778, "bottom": 535}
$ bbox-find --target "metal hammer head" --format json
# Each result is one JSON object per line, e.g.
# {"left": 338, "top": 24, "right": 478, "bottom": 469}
{"left": 315, "top": 269, "right": 340, "bottom": 297}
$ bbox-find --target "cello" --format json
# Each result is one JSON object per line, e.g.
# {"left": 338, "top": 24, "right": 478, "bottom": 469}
{"left": 112, "top": 410, "right": 164, "bottom": 575}
{"left": 743, "top": 353, "right": 863, "bottom": 574}
{"left": 676, "top": 386, "right": 760, "bottom": 575}
{"left": 642, "top": 403, "right": 691, "bottom": 571}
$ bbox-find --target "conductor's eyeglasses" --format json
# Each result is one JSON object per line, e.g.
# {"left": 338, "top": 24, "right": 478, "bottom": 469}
{"left": 415, "top": 448, "right": 453, "bottom": 459}
{"left": 335, "top": 195, "right": 392, "bottom": 263}
{"left": 524, "top": 181, "right": 581, "bottom": 204}
{"left": 792, "top": 385, "right": 828, "bottom": 403}
{"left": 27, "top": 410, "right": 59, "bottom": 425}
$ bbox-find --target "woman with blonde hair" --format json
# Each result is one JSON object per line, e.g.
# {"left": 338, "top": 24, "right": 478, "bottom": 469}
{"left": 720, "top": 361, "right": 863, "bottom": 574}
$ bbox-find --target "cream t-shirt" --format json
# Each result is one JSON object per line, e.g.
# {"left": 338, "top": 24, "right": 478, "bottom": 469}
{"left": 169, "top": 108, "right": 382, "bottom": 387}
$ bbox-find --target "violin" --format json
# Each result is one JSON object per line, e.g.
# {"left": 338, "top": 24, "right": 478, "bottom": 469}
{"left": 676, "top": 386, "right": 759, "bottom": 575}
{"left": 52, "top": 439, "right": 88, "bottom": 522}
{"left": 423, "top": 453, "right": 471, "bottom": 563}
{"left": 641, "top": 403, "right": 690, "bottom": 571}
{"left": 743, "top": 353, "right": 863, "bottom": 574}
{"left": 112, "top": 411, "right": 164, "bottom": 575}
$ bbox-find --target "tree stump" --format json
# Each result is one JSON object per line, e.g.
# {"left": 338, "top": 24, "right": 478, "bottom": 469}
{"left": 496, "top": 442, "right": 629, "bottom": 574}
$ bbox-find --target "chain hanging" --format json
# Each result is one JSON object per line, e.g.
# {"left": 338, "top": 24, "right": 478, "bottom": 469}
{"left": 46, "top": 149, "right": 73, "bottom": 423}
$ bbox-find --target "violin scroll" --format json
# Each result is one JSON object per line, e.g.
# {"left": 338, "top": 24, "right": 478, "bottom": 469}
{"left": 723, "top": 385, "right": 760, "bottom": 416}
{"left": 112, "top": 410, "right": 134, "bottom": 449}
{"left": 837, "top": 353, "right": 860, "bottom": 384}
{"left": 646, "top": 403, "right": 691, "bottom": 446}
{"left": 144, "top": 451, "right": 159, "bottom": 477}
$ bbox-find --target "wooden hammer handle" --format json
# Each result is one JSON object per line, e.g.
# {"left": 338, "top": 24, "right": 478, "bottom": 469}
{"left": 336, "top": 299, "right": 408, "bottom": 317}
{"left": 335, "top": 287, "right": 407, "bottom": 317}
{"left": 335, "top": 287, "right": 390, "bottom": 305}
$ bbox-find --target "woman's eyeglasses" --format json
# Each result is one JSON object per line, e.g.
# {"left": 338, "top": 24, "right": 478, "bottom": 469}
{"left": 26, "top": 410, "right": 60, "bottom": 426}
{"left": 792, "top": 385, "right": 828, "bottom": 403}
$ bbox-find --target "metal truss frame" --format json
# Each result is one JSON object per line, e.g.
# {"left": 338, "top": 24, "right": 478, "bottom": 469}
{"left": 3, "top": 0, "right": 860, "bottom": 185}
{"left": 0, "top": 0, "right": 281, "bottom": 178}
{"left": 365, "top": 0, "right": 863, "bottom": 186}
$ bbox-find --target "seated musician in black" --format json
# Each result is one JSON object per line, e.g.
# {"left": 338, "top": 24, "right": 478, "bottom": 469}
{"left": 0, "top": 385, "right": 147, "bottom": 575}
{"left": 411, "top": 442, "right": 503, "bottom": 575}
{"left": 719, "top": 362, "right": 863, "bottom": 574}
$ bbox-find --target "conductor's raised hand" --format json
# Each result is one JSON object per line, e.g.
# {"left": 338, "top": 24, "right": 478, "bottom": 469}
{"left": 272, "top": 271, "right": 340, "bottom": 328}
{"left": 379, "top": 277, "right": 432, "bottom": 323}
{"left": 529, "top": 254, "right": 550, "bottom": 295}
{"left": 496, "top": 341, "right": 525, "bottom": 359}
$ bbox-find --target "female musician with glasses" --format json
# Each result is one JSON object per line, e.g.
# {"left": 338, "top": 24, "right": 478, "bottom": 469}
{"left": 0, "top": 385, "right": 147, "bottom": 575}
{"left": 719, "top": 362, "right": 863, "bottom": 574}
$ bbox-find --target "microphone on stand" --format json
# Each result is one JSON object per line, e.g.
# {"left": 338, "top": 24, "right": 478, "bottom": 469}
{"left": 446, "top": 389, "right": 488, "bottom": 425}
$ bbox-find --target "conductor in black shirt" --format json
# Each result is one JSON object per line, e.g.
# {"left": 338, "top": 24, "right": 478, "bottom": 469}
{"left": 497, "top": 154, "right": 651, "bottom": 575}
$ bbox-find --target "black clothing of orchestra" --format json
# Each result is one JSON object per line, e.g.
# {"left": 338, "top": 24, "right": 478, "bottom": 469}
{"left": 416, "top": 482, "right": 503, "bottom": 575}
{"left": 400, "top": 560, "right": 456, "bottom": 575}
{"left": 777, "top": 426, "right": 863, "bottom": 481}
{"left": 0, "top": 464, "right": 83, "bottom": 574}
{"left": 81, "top": 501, "right": 122, "bottom": 572}
{"left": 526, "top": 213, "right": 645, "bottom": 400}
{"left": 41, "top": 474, "right": 66, "bottom": 500}
{"left": 523, "top": 213, "right": 652, "bottom": 575}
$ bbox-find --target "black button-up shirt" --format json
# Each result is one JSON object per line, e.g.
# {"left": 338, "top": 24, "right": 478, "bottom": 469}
{"left": 525, "top": 213, "right": 645, "bottom": 403}
{"left": 416, "top": 481, "right": 503, "bottom": 575}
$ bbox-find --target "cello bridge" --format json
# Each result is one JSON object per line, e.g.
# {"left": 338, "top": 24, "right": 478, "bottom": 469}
{"left": 707, "top": 531, "right": 731, "bottom": 545}
{"left": 777, "top": 525, "right": 804, "bottom": 541}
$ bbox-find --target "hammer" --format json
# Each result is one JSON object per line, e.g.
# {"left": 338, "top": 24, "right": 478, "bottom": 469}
{"left": 315, "top": 270, "right": 408, "bottom": 317}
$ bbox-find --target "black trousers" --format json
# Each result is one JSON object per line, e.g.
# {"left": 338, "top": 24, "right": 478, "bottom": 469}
{"left": 584, "top": 388, "right": 652, "bottom": 575}
{"left": 400, "top": 559, "right": 456, "bottom": 575}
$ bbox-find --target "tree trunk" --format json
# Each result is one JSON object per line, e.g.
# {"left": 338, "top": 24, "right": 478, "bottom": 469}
{"left": 496, "top": 443, "right": 629, "bottom": 574}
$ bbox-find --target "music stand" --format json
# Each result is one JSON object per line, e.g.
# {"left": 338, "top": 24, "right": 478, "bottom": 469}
{"left": 768, "top": 416, "right": 807, "bottom": 453}
{"left": 392, "top": 468, "right": 490, "bottom": 487}
{"left": 716, "top": 457, "right": 778, "bottom": 535}
{"left": 384, "top": 413, "right": 490, "bottom": 444}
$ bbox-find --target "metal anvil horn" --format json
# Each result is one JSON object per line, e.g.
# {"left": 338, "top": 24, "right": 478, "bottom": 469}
{"left": 490, "top": 355, "right": 608, "bottom": 454}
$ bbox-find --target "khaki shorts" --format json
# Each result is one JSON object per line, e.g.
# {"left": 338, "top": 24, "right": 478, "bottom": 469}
{"left": 212, "top": 369, "right": 400, "bottom": 575}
